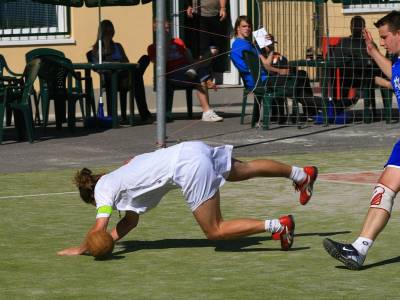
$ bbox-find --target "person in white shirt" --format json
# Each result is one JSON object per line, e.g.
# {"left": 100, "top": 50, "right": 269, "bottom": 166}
{"left": 57, "top": 141, "right": 318, "bottom": 256}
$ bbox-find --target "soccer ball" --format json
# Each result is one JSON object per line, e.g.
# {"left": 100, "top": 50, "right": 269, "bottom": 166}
{"left": 86, "top": 231, "right": 114, "bottom": 258}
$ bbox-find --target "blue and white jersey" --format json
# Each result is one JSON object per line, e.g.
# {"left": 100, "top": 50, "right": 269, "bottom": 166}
{"left": 391, "top": 56, "right": 400, "bottom": 107}
{"left": 386, "top": 56, "right": 400, "bottom": 168}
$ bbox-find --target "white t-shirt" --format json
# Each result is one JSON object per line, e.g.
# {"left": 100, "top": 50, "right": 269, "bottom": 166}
{"left": 94, "top": 141, "right": 233, "bottom": 218}
{"left": 94, "top": 143, "right": 183, "bottom": 217}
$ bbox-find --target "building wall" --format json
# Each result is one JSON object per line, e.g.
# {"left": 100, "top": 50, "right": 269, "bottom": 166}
{"left": 262, "top": 0, "right": 390, "bottom": 62}
{"left": 328, "top": 2, "right": 387, "bottom": 44}
{"left": 0, "top": 3, "right": 154, "bottom": 87}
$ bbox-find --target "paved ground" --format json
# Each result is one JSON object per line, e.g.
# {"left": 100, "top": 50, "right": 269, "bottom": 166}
{"left": 1, "top": 86, "right": 399, "bottom": 173}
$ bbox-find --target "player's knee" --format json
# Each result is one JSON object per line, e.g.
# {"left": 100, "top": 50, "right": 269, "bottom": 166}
{"left": 204, "top": 228, "right": 225, "bottom": 240}
{"left": 370, "top": 183, "right": 396, "bottom": 214}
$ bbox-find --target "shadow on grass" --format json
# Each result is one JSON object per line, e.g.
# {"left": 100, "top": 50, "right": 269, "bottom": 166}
{"left": 296, "top": 230, "right": 351, "bottom": 238}
{"left": 112, "top": 230, "right": 348, "bottom": 257}
{"left": 335, "top": 256, "right": 400, "bottom": 271}
{"left": 114, "top": 237, "right": 269, "bottom": 256}
{"left": 86, "top": 231, "right": 349, "bottom": 260}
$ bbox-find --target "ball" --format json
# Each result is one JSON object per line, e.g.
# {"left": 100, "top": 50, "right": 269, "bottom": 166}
{"left": 86, "top": 230, "right": 114, "bottom": 258}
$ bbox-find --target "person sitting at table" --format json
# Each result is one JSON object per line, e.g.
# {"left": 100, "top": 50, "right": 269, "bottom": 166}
{"left": 89, "top": 19, "right": 153, "bottom": 124}
{"left": 230, "top": 15, "right": 319, "bottom": 123}
{"left": 331, "top": 15, "right": 382, "bottom": 118}
{"left": 147, "top": 20, "right": 223, "bottom": 122}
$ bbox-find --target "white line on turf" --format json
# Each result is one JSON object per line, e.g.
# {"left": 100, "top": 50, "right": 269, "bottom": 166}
{"left": 317, "top": 179, "right": 374, "bottom": 186}
{"left": 0, "top": 171, "right": 381, "bottom": 199}
{"left": 0, "top": 191, "right": 77, "bottom": 200}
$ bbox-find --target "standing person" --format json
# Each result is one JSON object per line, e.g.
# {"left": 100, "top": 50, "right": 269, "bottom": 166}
{"left": 57, "top": 141, "right": 318, "bottom": 256}
{"left": 185, "top": 0, "right": 228, "bottom": 78}
{"left": 91, "top": 20, "right": 153, "bottom": 124}
{"left": 230, "top": 16, "right": 318, "bottom": 121}
{"left": 147, "top": 21, "right": 223, "bottom": 122}
{"left": 323, "top": 11, "right": 400, "bottom": 270}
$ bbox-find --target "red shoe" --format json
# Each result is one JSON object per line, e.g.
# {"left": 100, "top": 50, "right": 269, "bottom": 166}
{"left": 271, "top": 215, "right": 295, "bottom": 251}
{"left": 294, "top": 166, "right": 318, "bottom": 205}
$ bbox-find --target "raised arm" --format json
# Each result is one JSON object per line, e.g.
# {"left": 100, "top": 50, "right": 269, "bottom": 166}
{"left": 57, "top": 217, "right": 110, "bottom": 256}
{"left": 363, "top": 29, "right": 393, "bottom": 79}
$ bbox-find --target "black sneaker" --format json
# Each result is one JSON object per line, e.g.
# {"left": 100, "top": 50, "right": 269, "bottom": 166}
{"left": 323, "top": 238, "right": 365, "bottom": 270}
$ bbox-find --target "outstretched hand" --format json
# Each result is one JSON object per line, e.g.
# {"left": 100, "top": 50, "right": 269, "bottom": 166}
{"left": 363, "top": 28, "right": 377, "bottom": 55}
{"left": 57, "top": 246, "right": 85, "bottom": 256}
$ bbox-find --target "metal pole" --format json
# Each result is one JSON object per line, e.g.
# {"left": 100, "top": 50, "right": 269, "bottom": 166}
{"left": 156, "top": 0, "right": 166, "bottom": 147}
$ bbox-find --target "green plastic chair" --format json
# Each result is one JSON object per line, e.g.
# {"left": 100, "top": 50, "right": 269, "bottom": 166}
{"left": 0, "top": 54, "right": 41, "bottom": 127}
{"left": 166, "top": 85, "right": 193, "bottom": 121}
{"left": 0, "top": 58, "right": 41, "bottom": 143}
{"left": 37, "top": 55, "right": 88, "bottom": 131}
{"left": 241, "top": 50, "right": 298, "bottom": 129}
{"left": 26, "top": 48, "right": 95, "bottom": 130}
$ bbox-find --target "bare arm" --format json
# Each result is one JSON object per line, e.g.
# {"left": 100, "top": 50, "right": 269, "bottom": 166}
{"left": 110, "top": 211, "right": 139, "bottom": 242}
{"left": 118, "top": 43, "right": 130, "bottom": 63}
{"left": 259, "top": 52, "right": 290, "bottom": 76}
{"left": 57, "top": 217, "right": 110, "bottom": 256}
{"left": 363, "top": 29, "right": 392, "bottom": 79}
{"left": 375, "top": 76, "right": 392, "bottom": 89}
{"left": 186, "top": 5, "right": 194, "bottom": 18}
{"left": 219, "top": 0, "right": 227, "bottom": 21}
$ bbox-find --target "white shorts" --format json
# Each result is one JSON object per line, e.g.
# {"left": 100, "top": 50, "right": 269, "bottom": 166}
{"left": 173, "top": 141, "right": 233, "bottom": 211}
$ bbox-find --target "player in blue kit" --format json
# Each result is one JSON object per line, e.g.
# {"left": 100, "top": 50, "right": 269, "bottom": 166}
{"left": 323, "top": 11, "right": 400, "bottom": 270}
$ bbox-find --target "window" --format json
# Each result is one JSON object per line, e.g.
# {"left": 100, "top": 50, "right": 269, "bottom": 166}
{"left": 0, "top": 0, "right": 72, "bottom": 45}
{"left": 343, "top": 0, "right": 400, "bottom": 13}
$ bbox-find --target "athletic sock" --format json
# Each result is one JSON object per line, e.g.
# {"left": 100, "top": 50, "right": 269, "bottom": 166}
{"left": 352, "top": 237, "right": 373, "bottom": 256}
{"left": 290, "top": 166, "right": 307, "bottom": 184}
{"left": 265, "top": 219, "right": 283, "bottom": 233}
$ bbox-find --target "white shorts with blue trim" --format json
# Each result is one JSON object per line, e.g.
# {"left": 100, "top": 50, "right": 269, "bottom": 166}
{"left": 173, "top": 141, "right": 233, "bottom": 212}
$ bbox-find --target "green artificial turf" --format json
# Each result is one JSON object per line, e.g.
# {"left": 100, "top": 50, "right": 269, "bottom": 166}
{"left": 1, "top": 148, "right": 400, "bottom": 299}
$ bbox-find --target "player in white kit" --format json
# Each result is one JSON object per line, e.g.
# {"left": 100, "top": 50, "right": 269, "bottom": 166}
{"left": 58, "top": 141, "right": 317, "bottom": 256}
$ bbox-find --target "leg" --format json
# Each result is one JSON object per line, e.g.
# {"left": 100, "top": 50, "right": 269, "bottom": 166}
{"left": 323, "top": 142, "right": 400, "bottom": 270}
{"left": 226, "top": 158, "right": 292, "bottom": 182}
{"left": 119, "top": 90, "right": 127, "bottom": 121}
{"left": 227, "top": 158, "right": 317, "bottom": 205}
{"left": 359, "top": 166, "right": 400, "bottom": 240}
{"left": 192, "top": 191, "right": 265, "bottom": 240}
{"left": 133, "top": 69, "right": 152, "bottom": 121}
{"left": 193, "top": 191, "right": 295, "bottom": 249}
{"left": 195, "top": 85, "right": 211, "bottom": 112}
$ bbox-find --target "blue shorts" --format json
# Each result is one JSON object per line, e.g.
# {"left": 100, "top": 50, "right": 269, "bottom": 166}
{"left": 385, "top": 140, "right": 400, "bottom": 168}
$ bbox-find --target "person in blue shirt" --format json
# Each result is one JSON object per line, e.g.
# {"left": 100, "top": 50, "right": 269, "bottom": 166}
{"left": 230, "top": 15, "right": 317, "bottom": 122}
{"left": 323, "top": 10, "right": 400, "bottom": 270}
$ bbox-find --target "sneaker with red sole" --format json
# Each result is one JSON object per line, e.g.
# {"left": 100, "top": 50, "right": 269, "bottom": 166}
{"left": 271, "top": 215, "right": 295, "bottom": 251}
{"left": 294, "top": 166, "right": 318, "bottom": 205}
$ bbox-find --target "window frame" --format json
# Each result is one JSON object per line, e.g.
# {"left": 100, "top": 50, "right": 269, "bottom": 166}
{"left": 343, "top": 2, "right": 400, "bottom": 14}
{"left": 0, "top": 4, "right": 75, "bottom": 46}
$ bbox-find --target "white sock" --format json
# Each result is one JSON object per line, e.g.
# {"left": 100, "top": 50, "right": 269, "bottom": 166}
{"left": 290, "top": 166, "right": 306, "bottom": 184}
{"left": 265, "top": 219, "right": 283, "bottom": 233}
{"left": 352, "top": 237, "right": 373, "bottom": 256}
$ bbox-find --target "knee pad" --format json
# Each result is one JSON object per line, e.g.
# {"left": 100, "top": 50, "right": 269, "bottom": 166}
{"left": 370, "top": 184, "right": 396, "bottom": 214}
